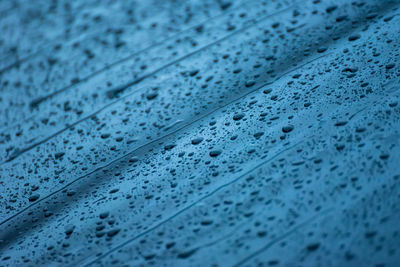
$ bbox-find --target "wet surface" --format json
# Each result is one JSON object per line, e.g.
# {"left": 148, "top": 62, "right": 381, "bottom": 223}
{"left": 1, "top": 0, "right": 400, "bottom": 266}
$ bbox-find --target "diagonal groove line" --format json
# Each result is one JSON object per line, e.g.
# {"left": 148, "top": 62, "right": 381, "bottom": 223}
{"left": 185, "top": 205, "right": 273, "bottom": 256}
{"left": 0, "top": 53, "right": 39, "bottom": 75}
{"left": 28, "top": 2, "right": 296, "bottom": 108}
{"left": 2, "top": 3, "right": 298, "bottom": 163}
{"left": 2, "top": 97, "right": 124, "bottom": 164}
{"left": 155, "top": 220, "right": 248, "bottom": 262}
{"left": 233, "top": 209, "right": 334, "bottom": 267}
{"left": 0, "top": 52, "right": 330, "bottom": 227}
{"left": 82, "top": 141, "right": 304, "bottom": 266}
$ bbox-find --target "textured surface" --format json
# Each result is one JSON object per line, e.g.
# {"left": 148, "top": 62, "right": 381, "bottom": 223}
{"left": 1, "top": 0, "right": 400, "bottom": 266}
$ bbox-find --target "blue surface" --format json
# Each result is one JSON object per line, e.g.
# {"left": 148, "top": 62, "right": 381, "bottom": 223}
{"left": 1, "top": 0, "right": 400, "bottom": 266}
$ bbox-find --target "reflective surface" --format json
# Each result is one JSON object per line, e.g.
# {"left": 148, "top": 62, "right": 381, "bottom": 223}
{"left": 1, "top": 0, "right": 400, "bottom": 266}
